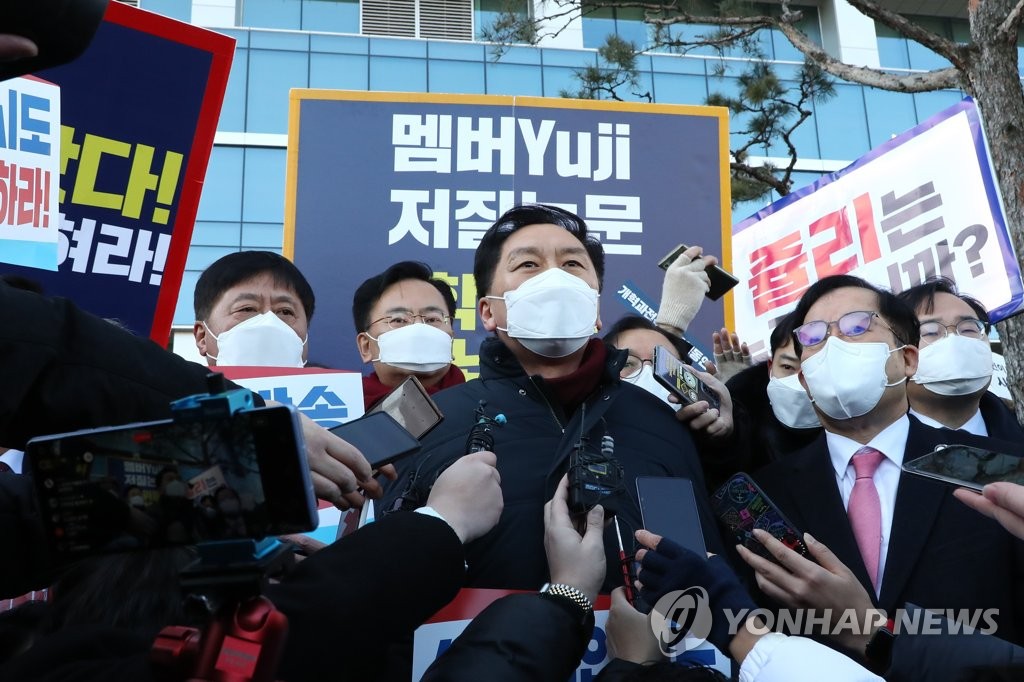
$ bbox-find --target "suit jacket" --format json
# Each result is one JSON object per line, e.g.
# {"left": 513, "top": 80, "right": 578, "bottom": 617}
{"left": 754, "top": 415, "right": 1024, "bottom": 645}
{"left": 980, "top": 391, "right": 1024, "bottom": 442}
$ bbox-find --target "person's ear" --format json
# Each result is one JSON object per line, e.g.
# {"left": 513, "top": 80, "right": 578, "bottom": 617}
{"left": 479, "top": 297, "right": 498, "bottom": 333}
{"left": 901, "top": 344, "right": 919, "bottom": 378}
{"left": 193, "top": 321, "right": 208, "bottom": 356}
{"left": 356, "top": 332, "right": 375, "bottom": 363}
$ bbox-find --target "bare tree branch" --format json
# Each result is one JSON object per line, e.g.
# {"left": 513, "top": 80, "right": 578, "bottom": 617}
{"left": 731, "top": 161, "right": 789, "bottom": 195}
{"left": 997, "top": 0, "right": 1024, "bottom": 40}
{"left": 774, "top": 20, "right": 961, "bottom": 93}
{"left": 843, "top": 0, "right": 966, "bottom": 64}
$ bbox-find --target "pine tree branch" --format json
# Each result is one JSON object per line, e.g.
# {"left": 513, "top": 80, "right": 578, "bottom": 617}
{"left": 843, "top": 0, "right": 966, "bottom": 64}
{"left": 998, "top": 0, "right": 1024, "bottom": 41}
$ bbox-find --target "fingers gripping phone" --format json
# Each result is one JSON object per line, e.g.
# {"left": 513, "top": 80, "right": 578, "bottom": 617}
{"left": 329, "top": 411, "right": 421, "bottom": 470}
{"left": 658, "top": 243, "right": 740, "bottom": 301}
{"left": 652, "top": 345, "right": 721, "bottom": 410}
{"left": 711, "top": 472, "right": 810, "bottom": 563}
{"left": 636, "top": 476, "right": 707, "bottom": 557}
{"left": 903, "top": 444, "right": 1024, "bottom": 491}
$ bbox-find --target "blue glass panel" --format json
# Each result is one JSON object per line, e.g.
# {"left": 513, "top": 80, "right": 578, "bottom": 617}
{"left": 219, "top": 47, "right": 249, "bottom": 132}
{"left": 485, "top": 61, "right": 543, "bottom": 95}
{"left": 542, "top": 65, "right": 584, "bottom": 98}
{"left": 172, "top": 270, "right": 202, "bottom": 325}
{"left": 186, "top": 246, "right": 241, "bottom": 271}
{"left": 543, "top": 48, "right": 598, "bottom": 68}
{"left": 242, "top": 0, "right": 302, "bottom": 30}
{"left": 191, "top": 221, "right": 242, "bottom": 247}
{"left": 302, "top": 0, "right": 360, "bottom": 33}
{"left": 614, "top": 11, "right": 650, "bottom": 49}
{"left": 430, "top": 42, "right": 486, "bottom": 61}
{"left": 197, "top": 147, "right": 244, "bottom": 222}
{"left": 247, "top": 50, "right": 309, "bottom": 133}
{"left": 651, "top": 53, "right": 706, "bottom": 76}
{"left": 310, "top": 34, "right": 369, "bottom": 54}
{"left": 310, "top": 53, "right": 369, "bottom": 89}
{"left": 370, "top": 37, "right": 428, "bottom": 58}
{"left": 772, "top": 7, "right": 821, "bottom": 62}
{"left": 242, "top": 223, "right": 286, "bottom": 249}
{"left": 913, "top": 90, "right": 967, "bottom": 122}
{"left": 582, "top": 7, "right": 617, "bottom": 50}
{"left": 813, "top": 83, "right": 869, "bottom": 160}
{"left": 863, "top": 87, "right": 918, "bottom": 148}
{"left": 140, "top": 0, "right": 191, "bottom": 22}
{"left": 875, "top": 23, "right": 910, "bottom": 69}
{"left": 906, "top": 16, "right": 952, "bottom": 70}
{"left": 497, "top": 45, "right": 542, "bottom": 65}
{"left": 370, "top": 56, "right": 428, "bottom": 91}
{"left": 251, "top": 32, "right": 309, "bottom": 51}
{"left": 651, "top": 72, "right": 707, "bottom": 104}
{"left": 430, "top": 60, "right": 486, "bottom": 94}
{"left": 242, "top": 148, "right": 287, "bottom": 223}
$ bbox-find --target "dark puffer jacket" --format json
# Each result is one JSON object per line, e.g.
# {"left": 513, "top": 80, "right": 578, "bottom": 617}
{"left": 381, "top": 336, "right": 726, "bottom": 593}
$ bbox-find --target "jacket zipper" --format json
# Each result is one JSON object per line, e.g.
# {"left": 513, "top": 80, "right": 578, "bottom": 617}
{"left": 528, "top": 376, "right": 565, "bottom": 433}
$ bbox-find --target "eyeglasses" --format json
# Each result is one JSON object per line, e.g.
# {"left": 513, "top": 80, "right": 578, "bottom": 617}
{"left": 370, "top": 312, "right": 451, "bottom": 330}
{"left": 794, "top": 310, "right": 899, "bottom": 348}
{"left": 620, "top": 354, "right": 653, "bottom": 379}
{"left": 919, "top": 318, "right": 986, "bottom": 344}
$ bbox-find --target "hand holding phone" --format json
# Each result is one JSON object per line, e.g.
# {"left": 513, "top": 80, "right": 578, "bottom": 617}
{"left": 658, "top": 243, "right": 739, "bottom": 301}
{"left": 652, "top": 345, "right": 721, "bottom": 410}
{"left": 711, "top": 473, "right": 810, "bottom": 564}
{"left": 329, "top": 412, "right": 421, "bottom": 470}
{"left": 904, "top": 444, "right": 1024, "bottom": 491}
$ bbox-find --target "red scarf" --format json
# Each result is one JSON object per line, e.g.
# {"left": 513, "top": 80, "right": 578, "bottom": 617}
{"left": 543, "top": 339, "right": 608, "bottom": 417}
{"left": 362, "top": 364, "right": 467, "bottom": 409}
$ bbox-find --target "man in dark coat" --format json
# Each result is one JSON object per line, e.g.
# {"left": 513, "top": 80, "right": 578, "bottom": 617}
{"left": 381, "top": 204, "right": 725, "bottom": 592}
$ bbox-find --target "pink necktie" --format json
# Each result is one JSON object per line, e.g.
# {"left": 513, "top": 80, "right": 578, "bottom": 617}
{"left": 849, "top": 446, "right": 885, "bottom": 591}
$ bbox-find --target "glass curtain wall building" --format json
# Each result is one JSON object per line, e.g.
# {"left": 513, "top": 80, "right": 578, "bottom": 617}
{"left": 136, "top": 0, "right": 971, "bottom": 349}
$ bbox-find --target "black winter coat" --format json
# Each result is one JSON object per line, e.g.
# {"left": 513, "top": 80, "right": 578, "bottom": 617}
{"left": 381, "top": 337, "right": 726, "bottom": 593}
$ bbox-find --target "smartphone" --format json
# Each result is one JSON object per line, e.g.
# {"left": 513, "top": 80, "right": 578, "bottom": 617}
{"left": 329, "top": 411, "right": 421, "bottom": 469}
{"left": 652, "top": 345, "right": 721, "bottom": 410}
{"left": 903, "top": 444, "right": 1024, "bottom": 492}
{"left": 25, "top": 404, "right": 317, "bottom": 563}
{"left": 366, "top": 375, "right": 444, "bottom": 440}
{"left": 0, "top": 0, "right": 109, "bottom": 82}
{"left": 711, "top": 472, "right": 810, "bottom": 562}
{"left": 636, "top": 476, "right": 707, "bottom": 557}
{"left": 658, "top": 243, "right": 740, "bottom": 301}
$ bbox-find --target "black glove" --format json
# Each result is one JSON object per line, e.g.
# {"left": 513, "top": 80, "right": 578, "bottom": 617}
{"left": 639, "top": 537, "right": 756, "bottom": 652}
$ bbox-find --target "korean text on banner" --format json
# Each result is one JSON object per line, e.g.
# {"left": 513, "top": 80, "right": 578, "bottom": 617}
{"left": 1, "top": 2, "right": 233, "bottom": 342}
{"left": 286, "top": 92, "right": 731, "bottom": 373}
{"left": 731, "top": 97, "right": 1023, "bottom": 359}
{"left": 0, "top": 76, "right": 60, "bottom": 271}
{"left": 214, "top": 366, "right": 365, "bottom": 429}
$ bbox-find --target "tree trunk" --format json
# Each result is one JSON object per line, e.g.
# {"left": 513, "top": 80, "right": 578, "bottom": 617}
{"left": 963, "top": 3, "right": 1024, "bottom": 424}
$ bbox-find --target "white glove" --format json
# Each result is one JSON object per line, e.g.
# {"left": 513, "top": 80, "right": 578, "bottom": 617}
{"left": 655, "top": 246, "right": 715, "bottom": 333}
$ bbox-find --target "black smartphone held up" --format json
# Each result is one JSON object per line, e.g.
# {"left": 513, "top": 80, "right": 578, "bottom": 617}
{"left": 903, "top": 444, "right": 1024, "bottom": 492}
{"left": 657, "top": 243, "right": 740, "bottom": 301}
{"left": 711, "top": 472, "right": 810, "bottom": 563}
{"left": 329, "top": 411, "right": 421, "bottom": 470}
{"left": 652, "top": 345, "right": 721, "bottom": 410}
{"left": 636, "top": 476, "right": 707, "bottom": 557}
{"left": 366, "top": 375, "right": 444, "bottom": 440}
{"left": 25, "top": 404, "right": 318, "bottom": 563}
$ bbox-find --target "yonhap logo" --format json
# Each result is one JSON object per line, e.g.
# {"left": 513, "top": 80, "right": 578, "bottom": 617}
{"left": 649, "top": 587, "right": 713, "bottom": 655}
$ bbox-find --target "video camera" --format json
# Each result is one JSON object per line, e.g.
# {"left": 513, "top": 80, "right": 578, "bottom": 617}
{"left": 25, "top": 378, "right": 318, "bottom": 567}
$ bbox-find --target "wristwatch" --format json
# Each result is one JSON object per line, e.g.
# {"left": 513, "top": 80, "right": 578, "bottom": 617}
{"left": 864, "top": 618, "right": 896, "bottom": 673}
{"left": 539, "top": 582, "right": 593, "bottom": 620}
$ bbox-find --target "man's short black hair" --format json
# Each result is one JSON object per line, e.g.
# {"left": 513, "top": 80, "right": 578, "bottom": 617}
{"left": 473, "top": 204, "right": 605, "bottom": 297}
{"left": 352, "top": 261, "right": 457, "bottom": 333}
{"left": 603, "top": 314, "right": 692, "bottom": 361}
{"left": 897, "top": 276, "right": 991, "bottom": 333}
{"left": 193, "top": 251, "right": 315, "bottom": 322}
{"left": 789, "top": 274, "right": 920, "bottom": 355}
{"left": 769, "top": 310, "right": 801, "bottom": 356}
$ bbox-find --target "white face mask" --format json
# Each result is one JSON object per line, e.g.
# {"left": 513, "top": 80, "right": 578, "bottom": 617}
{"left": 489, "top": 268, "right": 599, "bottom": 358}
{"left": 624, "top": 365, "right": 681, "bottom": 412}
{"left": 205, "top": 311, "right": 307, "bottom": 368}
{"left": 368, "top": 323, "right": 454, "bottom": 373}
{"left": 913, "top": 335, "right": 993, "bottom": 396}
{"left": 801, "top": 337, "right": 906, "bottom": 420}
{"left": 766, "top": 373, "right": 820, "bottom": 429}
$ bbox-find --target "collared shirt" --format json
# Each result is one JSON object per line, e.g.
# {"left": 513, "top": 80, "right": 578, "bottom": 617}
{"left": 909, "top": 407, "right": 988, "bottom": 437}
{"left": 826, "top": 415, "right": 910, "bottom": 595}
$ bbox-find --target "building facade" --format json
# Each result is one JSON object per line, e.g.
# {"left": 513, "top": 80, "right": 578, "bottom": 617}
{"left": 135, "top": 0, "right": 982, "bottom": 354}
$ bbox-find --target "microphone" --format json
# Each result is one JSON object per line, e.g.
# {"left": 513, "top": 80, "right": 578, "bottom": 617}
{"left": 465, "top": 400, "right": 506, "bottom": 454}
